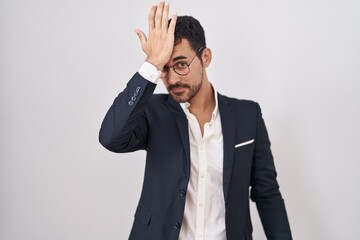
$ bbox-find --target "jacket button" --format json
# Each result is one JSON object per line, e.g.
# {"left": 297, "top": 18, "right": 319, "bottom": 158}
{"left": 173, "top": 222, "right": 181, "bottom": 230}
{"left": 131, "top": 96, "right": 137, "bottom": 101}
{"left": 179, "top": 189, "right": 186, "bottom": 197}
{"left": 128, "top": 101, "right": 134, "bottom": 106}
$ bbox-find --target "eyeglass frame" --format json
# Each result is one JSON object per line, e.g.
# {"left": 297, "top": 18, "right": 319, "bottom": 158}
{"left": 160, "top": 47, "right": 205, "bottom": 78}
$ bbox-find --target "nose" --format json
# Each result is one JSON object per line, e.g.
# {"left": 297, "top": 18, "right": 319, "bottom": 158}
{"left": 166, "top": 69, "right": 181, "bottom": 85}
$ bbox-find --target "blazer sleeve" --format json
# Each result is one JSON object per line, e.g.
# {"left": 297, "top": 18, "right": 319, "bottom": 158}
{"left": 99, "top": 72, "right": 156, "bottom": 153}
{"left": 250, "top": 103, "right": 293, "bottom": 240}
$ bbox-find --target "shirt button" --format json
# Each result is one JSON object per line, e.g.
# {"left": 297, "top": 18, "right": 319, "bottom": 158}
{"left": 128, "top": 101, "right": 134, "bottom": 106}
{"left": 179, "top": 189, "right": 186, "bottom": 197}
{"left": 173, "top": 222, "right": 181, "bottom": 230}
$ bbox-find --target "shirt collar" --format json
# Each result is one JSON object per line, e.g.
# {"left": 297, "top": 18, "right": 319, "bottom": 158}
{"left": 180, "top": 84, "right": 219, "bottom": 122}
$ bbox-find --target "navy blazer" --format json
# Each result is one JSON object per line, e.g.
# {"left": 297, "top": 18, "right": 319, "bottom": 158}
{"left": 99, "top": 73, "right": 292, "bottom": 240}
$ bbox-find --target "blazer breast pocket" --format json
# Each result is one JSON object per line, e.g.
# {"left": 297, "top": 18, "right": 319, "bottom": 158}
{"left": 234, "top": 139, "right": 255, "bottom": 167}
{"left": 235, "top": 139, "right": 254, "bottom": 149}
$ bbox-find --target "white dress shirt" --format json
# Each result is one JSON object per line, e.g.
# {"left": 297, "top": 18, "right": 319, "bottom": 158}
{"left": 178, "top": 89, "right": 226, "bottom": 240}
{"left": 138, "top": 62, "right": 226, "bottom": 240}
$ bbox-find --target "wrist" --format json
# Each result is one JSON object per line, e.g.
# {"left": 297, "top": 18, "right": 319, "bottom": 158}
{"left": 146, "top": 58, "right": 165, "bottom": 70}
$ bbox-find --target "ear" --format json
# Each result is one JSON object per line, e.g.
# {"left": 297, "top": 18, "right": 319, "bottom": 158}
{"left": 201, "top": 48, "right": 212, "bottom": 68}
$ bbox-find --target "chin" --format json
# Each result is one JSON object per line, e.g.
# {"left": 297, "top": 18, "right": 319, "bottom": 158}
{"left": 170, "top": 93, "right": 189, "bottom": 103}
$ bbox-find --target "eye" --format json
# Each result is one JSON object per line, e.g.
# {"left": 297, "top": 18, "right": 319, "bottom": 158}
{"left": 174, "top": 62, "right": 187, "bottom": 70}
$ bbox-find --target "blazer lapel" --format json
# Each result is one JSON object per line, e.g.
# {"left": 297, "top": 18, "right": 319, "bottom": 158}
{"left": 166, "top": 96, "right": 191, "bottom": 172}
{"left": 218, "top": 93, "right": 236, "bottom": 201}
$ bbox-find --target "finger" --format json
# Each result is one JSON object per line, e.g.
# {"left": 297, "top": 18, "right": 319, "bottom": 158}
{"left": 148, "top": 4, "right": 157, "bottom": 30}
{"left": 155, "top": 0, "right": 165, "bottom": 29}
{"left": 161, "top": 2, "right": 169, "bottom": 31}
{"left": 167, "top": 13, "right": 177, "bottom": 34}
{"left": 135, "top": 29, "right": 147, "bottom": 49}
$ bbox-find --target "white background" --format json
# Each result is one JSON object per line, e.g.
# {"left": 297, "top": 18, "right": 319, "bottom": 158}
{"left": 1, "top": 0, "right": 359, "bottom": 239}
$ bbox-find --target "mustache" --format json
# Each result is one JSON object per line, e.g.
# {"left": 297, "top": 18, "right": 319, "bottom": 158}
{"left": 168, "top": 83, "right": 190, "bottom": 91}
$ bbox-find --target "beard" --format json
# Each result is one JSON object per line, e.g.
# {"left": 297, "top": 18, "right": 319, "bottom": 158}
{"left": 168, "top": 78, "right": 203, "bottom": 103}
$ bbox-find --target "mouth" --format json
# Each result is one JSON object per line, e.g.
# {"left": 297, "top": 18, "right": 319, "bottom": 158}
{"left": 171, "top": 87, "right": 187, "bottom": 94}
{"left": 169, "top": 84, "right": 189, "bottom": 94}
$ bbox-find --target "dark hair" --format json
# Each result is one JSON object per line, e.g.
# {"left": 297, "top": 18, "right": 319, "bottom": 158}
{"left": 169, "top": 16, "right": 206, "bottom": 58}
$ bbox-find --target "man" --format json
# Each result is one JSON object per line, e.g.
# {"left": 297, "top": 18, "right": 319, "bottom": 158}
{"left": 99, "top": 1, "right": 292, "bottom": 239}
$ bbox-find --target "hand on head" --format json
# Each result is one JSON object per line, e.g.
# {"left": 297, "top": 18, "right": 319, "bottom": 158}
{"left": 135, "top": 1, "right": 177, "bottom": 70}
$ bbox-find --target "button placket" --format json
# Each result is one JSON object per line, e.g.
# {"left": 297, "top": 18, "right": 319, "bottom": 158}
{"left": 195, "top": 140, "right": 207, "bottom": 240}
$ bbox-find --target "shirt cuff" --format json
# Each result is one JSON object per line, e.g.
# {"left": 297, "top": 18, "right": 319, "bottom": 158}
{"left": 138, "top": 62, "right": 161, "bottom": 84}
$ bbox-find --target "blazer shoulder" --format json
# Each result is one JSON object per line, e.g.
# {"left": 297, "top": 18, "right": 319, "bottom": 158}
{"left": 218, "top": 93, "right": 260, "bottom": 109}
{"left": 145, "top": 93, "right": 169, "bottom": 109}
{"left": 148, "top": 94, "right": 168, "bottom": 103}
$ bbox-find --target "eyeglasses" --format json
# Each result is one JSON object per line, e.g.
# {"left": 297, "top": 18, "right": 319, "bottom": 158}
{"left": 160, "top": 47, "right": 205, "bottom": 79}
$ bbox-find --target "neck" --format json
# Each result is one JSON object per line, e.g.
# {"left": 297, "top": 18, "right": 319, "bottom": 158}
{"left": 187, "top": 76, "right": 216, "bottom": 137}
{"left": 188, "top": 78, "right": 215, "bottom": 115}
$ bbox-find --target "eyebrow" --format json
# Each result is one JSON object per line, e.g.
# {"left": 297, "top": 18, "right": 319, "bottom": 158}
{"left": 172, "top": 56, "right": 188, "bottom": 62}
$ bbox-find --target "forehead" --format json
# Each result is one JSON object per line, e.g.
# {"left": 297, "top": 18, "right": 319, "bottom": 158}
{"left": 170, "top": 39, "right": 194, "bottom": 58}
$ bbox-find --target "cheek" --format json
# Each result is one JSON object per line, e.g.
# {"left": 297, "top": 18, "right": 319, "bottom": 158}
{"left": 161, "top": 78, "right": 169, "bottom": 87}
{"left": 189, "top": 68, "right": 203, "bottom": 82}
{"left": 193, "top": 64, "right": 203, "bottom": 76}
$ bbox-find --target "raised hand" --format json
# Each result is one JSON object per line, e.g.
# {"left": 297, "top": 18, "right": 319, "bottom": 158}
{"left": 135, "top": 1, "right": 177, "bottom": 70}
